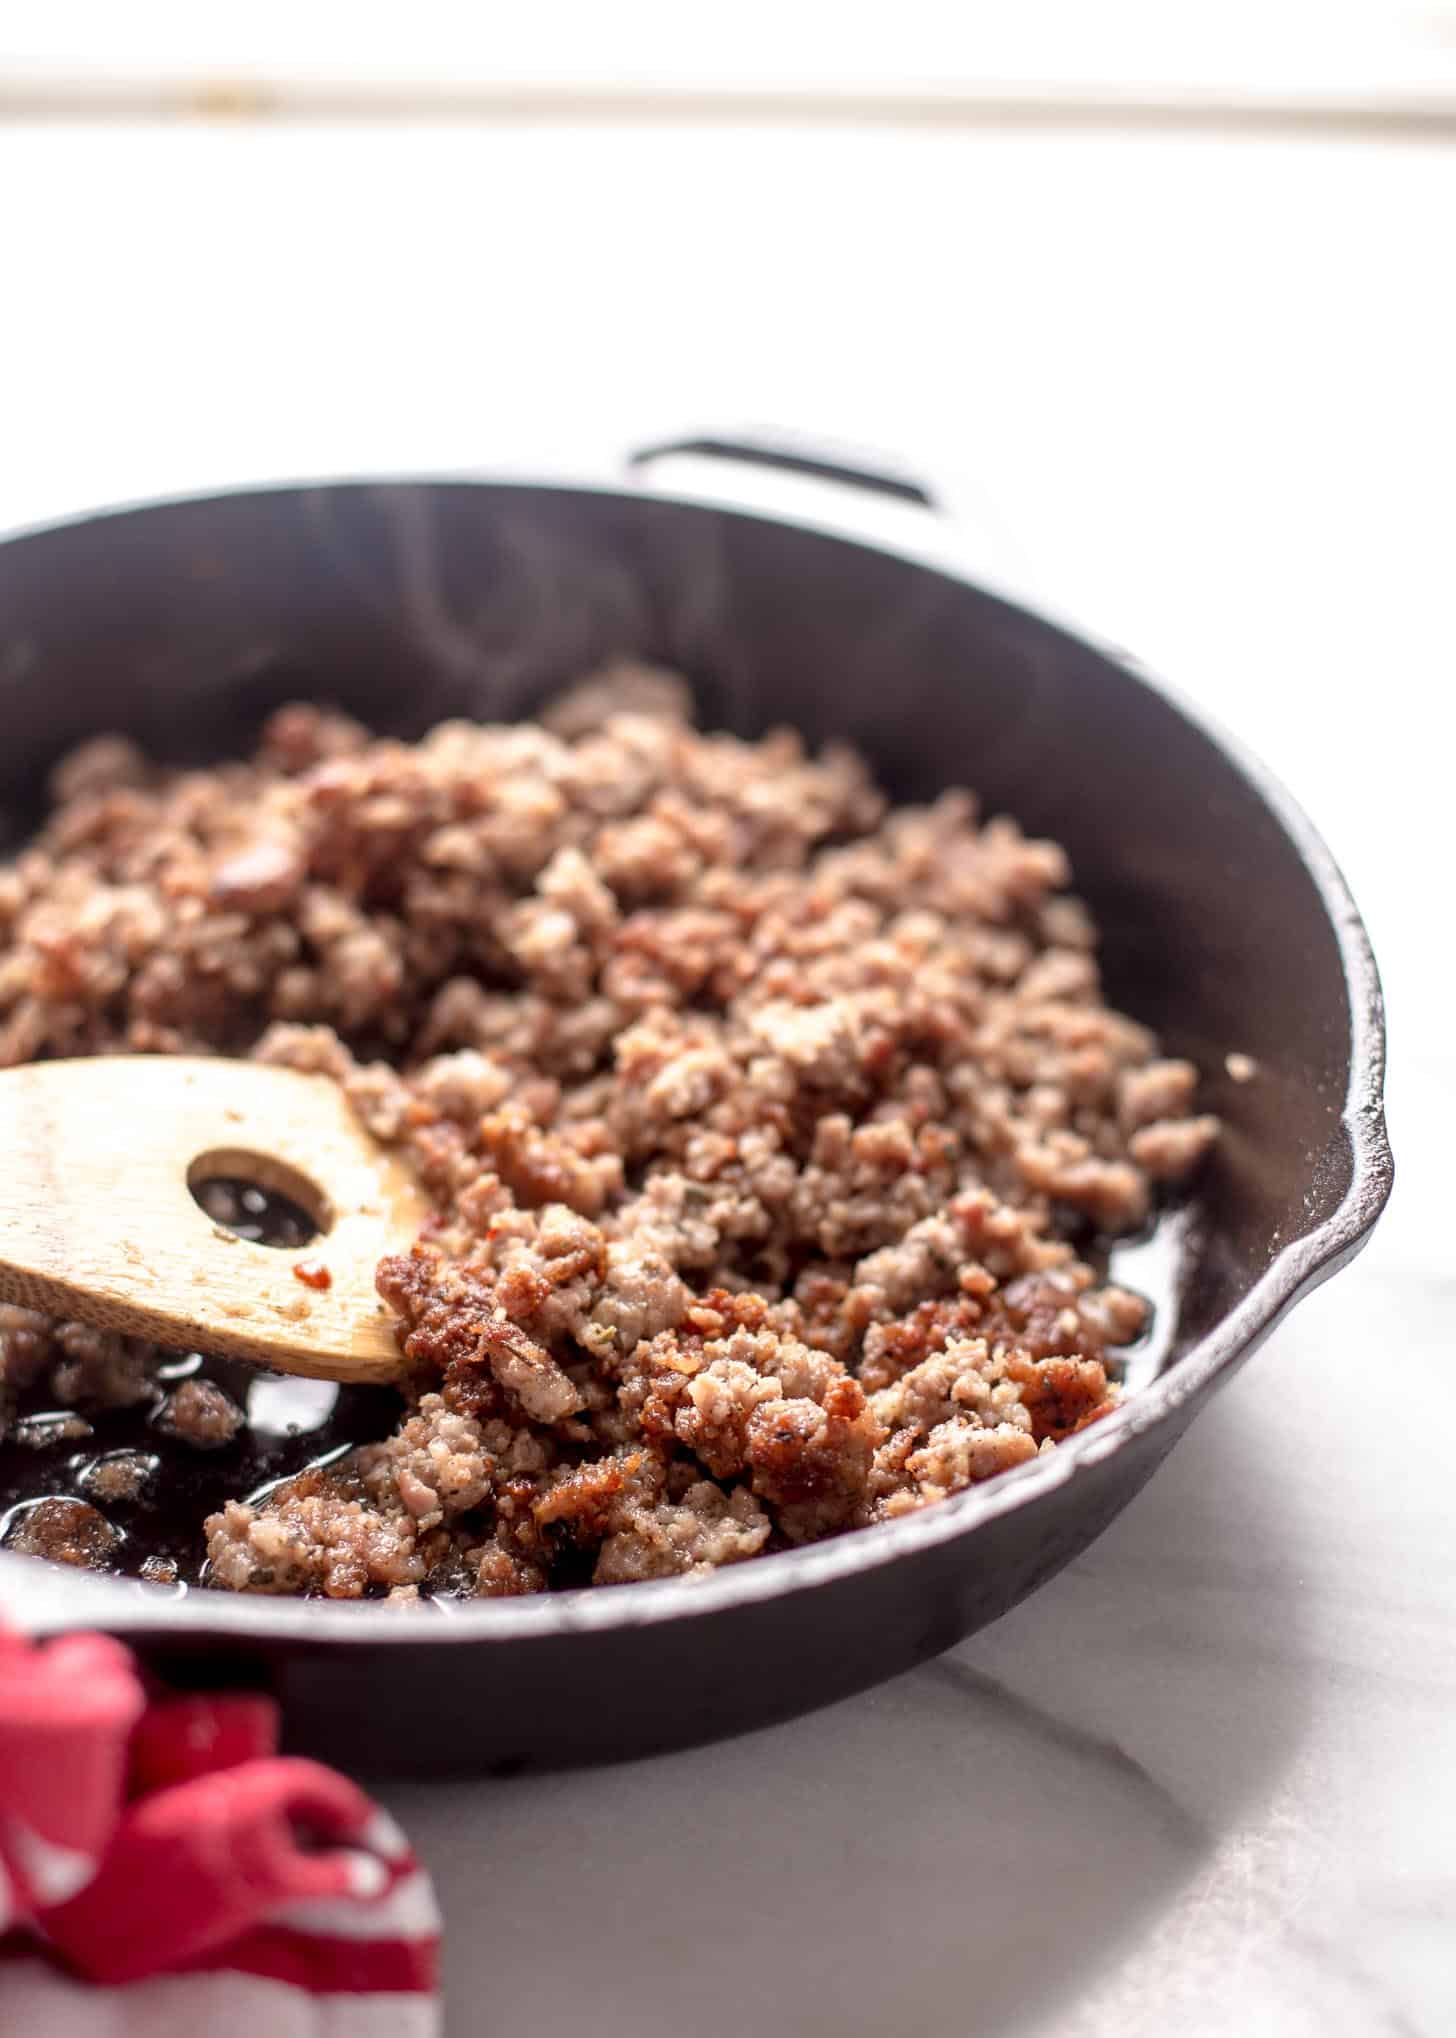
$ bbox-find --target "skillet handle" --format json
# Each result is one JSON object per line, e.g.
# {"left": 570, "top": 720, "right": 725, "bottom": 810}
{"left": 627, "top": 431, "right": 939, "bottom": 511}
{"left": 626, "top": 428, "right": 1039, "bottom": 603}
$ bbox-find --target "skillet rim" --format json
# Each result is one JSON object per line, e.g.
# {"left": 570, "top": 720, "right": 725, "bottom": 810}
{"left": 0, "top": 473, "right": 1393, "bottom": 1643}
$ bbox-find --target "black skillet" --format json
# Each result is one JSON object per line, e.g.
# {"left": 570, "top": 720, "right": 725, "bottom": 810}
{"left": 0, "top": 438, "right": 1391, "bottom": 1774}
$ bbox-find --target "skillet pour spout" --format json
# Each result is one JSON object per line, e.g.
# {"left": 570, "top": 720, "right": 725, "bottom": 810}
{"left": 0, "top": 456, "right": 1390, "bottom": 1774}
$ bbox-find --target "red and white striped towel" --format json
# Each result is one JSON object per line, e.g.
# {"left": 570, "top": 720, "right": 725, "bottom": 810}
{"left": 0, "top": 1621, "right": 440, "bottom": 2035}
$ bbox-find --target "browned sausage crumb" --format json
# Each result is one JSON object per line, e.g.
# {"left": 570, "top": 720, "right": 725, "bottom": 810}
{"left": 0, "top": 666, "right": 1219, "bottom": 1596}
{"left": 156, "top": 1379, "right": 244, "bottom": 1449}
{"left": 5, "top": 1496, "right": 123, "bottom": 1568}
{"left": 81, "top": 1450, "right": 155, "bottom": 1502}
{"left": 12, "top": 1412, "right": 93, "bottom": 1449}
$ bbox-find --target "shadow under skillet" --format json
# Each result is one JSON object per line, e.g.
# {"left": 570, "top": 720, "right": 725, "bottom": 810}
{"left": 385, "top": 1365, "right": 1313, "bottom": 2038}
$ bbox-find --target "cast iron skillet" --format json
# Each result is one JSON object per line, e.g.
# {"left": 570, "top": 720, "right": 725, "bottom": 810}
{"left": 0, "top": 439, "right": 1391, "bottom": 1775}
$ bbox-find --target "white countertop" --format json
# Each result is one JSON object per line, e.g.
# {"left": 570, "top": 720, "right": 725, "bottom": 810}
{"left": 7, "top": 2, "right": 1456, "bottom": 111}
{"left": 1, "top": 114, "right": 1451, "bottom": 2037}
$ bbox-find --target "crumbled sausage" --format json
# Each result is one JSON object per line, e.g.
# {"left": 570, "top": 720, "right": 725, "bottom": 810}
{"left": 156, "top": 1379, "right": 244, "bottom": 1448}
{"left": 81, "top": 1451, "right": 155, "bottom": 1502}
{"left": 5, "top": 1497, "right": 123, "bottom": 1569}
{"left": 1, "top": 669, "right": 1217, "bottom": 1596}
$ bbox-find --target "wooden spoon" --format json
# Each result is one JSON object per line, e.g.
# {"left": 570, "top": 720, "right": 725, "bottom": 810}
{"left": 0, "top": 1057, "right": 430, "bottom": 1385}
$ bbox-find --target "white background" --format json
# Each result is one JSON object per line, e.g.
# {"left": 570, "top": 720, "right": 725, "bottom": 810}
{"left": 0, "top": 76, "right": 1453, "bottom": 2038}
{"left": 4, "top": 2, "right": 1456, "bottom": 101}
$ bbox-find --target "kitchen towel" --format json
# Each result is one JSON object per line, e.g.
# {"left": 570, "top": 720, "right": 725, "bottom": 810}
{"left": 0, "top": 1619, "right": 439, "bottom": 2035}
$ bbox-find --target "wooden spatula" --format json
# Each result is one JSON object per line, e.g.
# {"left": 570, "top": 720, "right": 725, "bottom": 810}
{"left": 0, "top": 1057, "right": 431, "bottom": 1384}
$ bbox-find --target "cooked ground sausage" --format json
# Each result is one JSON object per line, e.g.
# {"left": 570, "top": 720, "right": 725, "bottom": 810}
{"left": 0, "top": 666, "right": 1216, "bottom": 1596}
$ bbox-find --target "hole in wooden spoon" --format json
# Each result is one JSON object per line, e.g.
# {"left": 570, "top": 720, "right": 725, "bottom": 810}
{"left": 187, "top": 1150, "right": 331, "bottom": 1248}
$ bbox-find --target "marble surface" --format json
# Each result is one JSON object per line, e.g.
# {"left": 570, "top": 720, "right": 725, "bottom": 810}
{"left": 0, "top": 112, "right": 1451, "bottom": 2037}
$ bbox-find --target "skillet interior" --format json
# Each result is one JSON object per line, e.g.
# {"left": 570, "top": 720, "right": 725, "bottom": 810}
{"left": 0, "top": 480, "right": 1388, "bottom": 1772}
